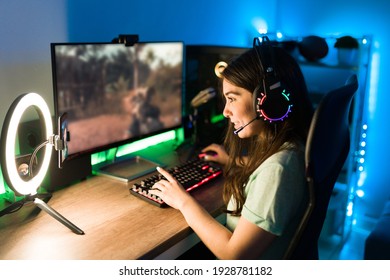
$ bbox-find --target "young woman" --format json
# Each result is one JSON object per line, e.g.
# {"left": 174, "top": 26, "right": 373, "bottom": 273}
{"left": 149, "top": 40, "right": 314, "bottom": 259}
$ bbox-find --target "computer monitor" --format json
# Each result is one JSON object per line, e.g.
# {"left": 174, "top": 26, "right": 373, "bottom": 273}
{"left": 185, "top": 45, "right": 249, "bottom": 115}
{"left": 184, "top": 45, "right": 249, "bottom": 145}
{"left": 51, "top": 41, "right": 184, "bottom": 181}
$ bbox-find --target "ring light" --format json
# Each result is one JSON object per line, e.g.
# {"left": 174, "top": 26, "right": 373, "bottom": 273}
{"left": 0, "top": 92, "right": 84, "bottom": 235}
{"left": 2, "top": 92, "right": 53, "bottom": 196}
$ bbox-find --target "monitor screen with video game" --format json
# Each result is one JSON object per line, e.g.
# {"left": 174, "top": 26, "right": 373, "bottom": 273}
{"left": 51, "top": 41, "right": 184, "bottom": 180}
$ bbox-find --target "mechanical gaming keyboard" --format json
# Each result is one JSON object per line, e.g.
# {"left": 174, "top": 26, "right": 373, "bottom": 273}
{"left": 129, "top": 158, "right": 222, "bottom": 207}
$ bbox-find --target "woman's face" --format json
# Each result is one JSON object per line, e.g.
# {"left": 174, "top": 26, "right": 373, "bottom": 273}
{"left": 222, "top": 79, "right": 261, "bottom": 138}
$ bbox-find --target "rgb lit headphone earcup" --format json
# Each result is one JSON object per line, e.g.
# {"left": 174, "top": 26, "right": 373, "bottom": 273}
{"left": 254, "top": 82, "right": 293, "bottom": 122}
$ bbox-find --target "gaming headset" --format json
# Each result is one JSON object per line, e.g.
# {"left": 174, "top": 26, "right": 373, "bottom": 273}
{"left": 252, "top": 36, "right": 293, "bottom": 123}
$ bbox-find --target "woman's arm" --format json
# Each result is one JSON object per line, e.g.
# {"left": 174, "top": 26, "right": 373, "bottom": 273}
{"left": 149, "top": 167, "right": 276, "bottom": 259}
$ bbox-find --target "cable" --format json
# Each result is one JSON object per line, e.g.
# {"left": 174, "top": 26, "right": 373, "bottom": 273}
{"left": 28, "top": 140, "right": 49, "bottom": 178}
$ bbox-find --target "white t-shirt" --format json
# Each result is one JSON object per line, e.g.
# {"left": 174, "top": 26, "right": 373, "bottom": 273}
{"left": 226, "top": 144, "right": 308, "bottom": 259}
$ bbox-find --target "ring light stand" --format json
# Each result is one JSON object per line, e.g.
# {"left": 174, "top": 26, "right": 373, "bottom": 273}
{"left": 0, "top": 93, "right": 84, "bottom": 235}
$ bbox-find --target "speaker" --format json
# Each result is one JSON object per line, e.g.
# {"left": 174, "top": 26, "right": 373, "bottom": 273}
{"left": 253, "top": 36, "right": 293, "bottom": 123}
{"left": 47, "top": 151, "right": 91, "bottom": 192}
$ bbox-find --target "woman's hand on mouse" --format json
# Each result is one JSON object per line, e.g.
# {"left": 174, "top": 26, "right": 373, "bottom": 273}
{"left": 201, "top": 144, "right": 229, "bottom": 165}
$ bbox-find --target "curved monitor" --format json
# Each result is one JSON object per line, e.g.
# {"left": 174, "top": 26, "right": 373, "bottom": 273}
{"left": 51, "top": 41, "right": 184, "bottom": 166}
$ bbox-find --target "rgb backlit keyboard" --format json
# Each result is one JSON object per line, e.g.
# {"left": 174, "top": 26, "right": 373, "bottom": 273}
{"left": 129, "top": 158, "right": 222, "bottom": 207}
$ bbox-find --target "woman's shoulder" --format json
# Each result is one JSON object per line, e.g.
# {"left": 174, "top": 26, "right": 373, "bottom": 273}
{"left": 253, "top": 142, "right": 305, "bottom": 175}
{"left": 269, "top": 142, "right": 304, "bottom": 162}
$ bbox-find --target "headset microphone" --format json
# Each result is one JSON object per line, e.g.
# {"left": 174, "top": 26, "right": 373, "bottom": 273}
{"left": 233, "top": 116, "right": 259, "bottom": 135}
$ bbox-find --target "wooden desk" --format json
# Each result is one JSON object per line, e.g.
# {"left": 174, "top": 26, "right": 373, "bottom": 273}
{"left": 0, "top": 143, "right": 225, "bottom": 260}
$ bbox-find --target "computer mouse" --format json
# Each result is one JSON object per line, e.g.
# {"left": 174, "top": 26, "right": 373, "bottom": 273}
{"left": 198, "top": 151, "right": 217, "bottom": 159}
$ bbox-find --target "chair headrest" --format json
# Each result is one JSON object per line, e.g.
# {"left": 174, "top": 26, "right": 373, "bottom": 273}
{"left": 305, "top": 74, "right": 358, "bottom": 183}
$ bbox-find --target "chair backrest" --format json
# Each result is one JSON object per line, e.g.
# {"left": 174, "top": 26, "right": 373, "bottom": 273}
{"left": 284, "top": 74, "right": 358, "bottom": 259}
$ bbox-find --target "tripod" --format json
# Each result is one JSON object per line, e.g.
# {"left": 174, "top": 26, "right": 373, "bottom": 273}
{"left": 0, "top": 192, "right": 84, "bottom": 235}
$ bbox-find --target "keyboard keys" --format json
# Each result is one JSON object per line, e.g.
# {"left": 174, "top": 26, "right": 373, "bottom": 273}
{"left": 129, "top": 158, "right": 222, "bottom": 207}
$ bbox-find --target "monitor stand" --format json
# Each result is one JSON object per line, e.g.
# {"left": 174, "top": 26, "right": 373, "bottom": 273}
{"left": 95, "top": 155, "right": 163, "bottom": 183}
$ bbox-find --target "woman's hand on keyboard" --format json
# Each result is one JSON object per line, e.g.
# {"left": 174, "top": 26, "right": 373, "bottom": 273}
{"left": 201, "top": 144, "right": 229, "bottom": 165}
{"left": 149, "top": 166, "right": 192, "bottom": 210}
